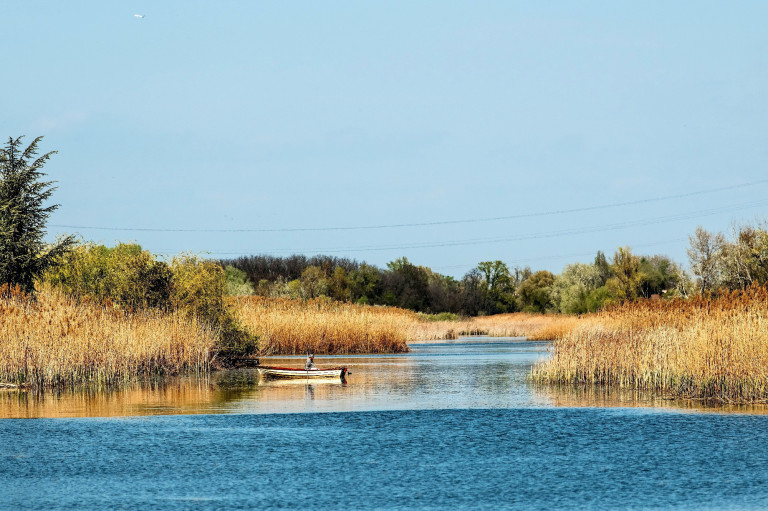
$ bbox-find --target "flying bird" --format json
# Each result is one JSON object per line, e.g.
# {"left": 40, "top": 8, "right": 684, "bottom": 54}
{"left": 134, "top": 14, "right": 145, "bottom": 18}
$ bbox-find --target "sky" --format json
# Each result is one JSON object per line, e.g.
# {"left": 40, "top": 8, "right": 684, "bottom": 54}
{"left": 4, "top": 2, "right": 767, "bottom": 278}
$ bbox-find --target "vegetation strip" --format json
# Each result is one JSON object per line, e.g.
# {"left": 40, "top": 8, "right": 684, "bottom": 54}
{"left": 532, "top": 287, "right": 768, "bottom": 404}
{"left": 3, "top": 135, "right": 768, "bottom": 403}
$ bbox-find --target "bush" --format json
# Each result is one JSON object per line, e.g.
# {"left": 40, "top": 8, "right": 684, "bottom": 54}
{"left": 417, "top": 312, "right": 460, "bottom": 322}
{"left": 45, "top": 243, "right": 172, "bottom": 310}
{"left": 171, "top": 255, "right": 259, "bottom": 365}
{"left": 45, "top": 244, "right": 258, "bottom": 366}
{"left": 224, "top": 265, "right": 255, "bottom": 296}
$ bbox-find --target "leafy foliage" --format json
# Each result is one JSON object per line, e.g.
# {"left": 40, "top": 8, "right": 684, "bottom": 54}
{"left": 552, "top": 263, "right": 604, "bottom": 314}
{"left": 220, "top": 221, "right": 767, "bottom": 316}
{"left": 46, "top": 243, "right": 172, "bottom": 310}
{"left": 0, "top": 136, "right": 74, "bottom": 292}
{"left": 172, "top": 255, "right": 258, "bottom": 363}
{"left": 518, "top": 271, "right": 556, "bottom": 312}
{"left": 606, "top": 246, "right": 645, "bottom": 301}
{"left": 477, "top": 260, "right": 517, "bottom": 314}
{"left": 224, "top": 265, "right": 255, "bottom": 296}
{"left": 45, "top": 244, "right": 258, "bottom": 364}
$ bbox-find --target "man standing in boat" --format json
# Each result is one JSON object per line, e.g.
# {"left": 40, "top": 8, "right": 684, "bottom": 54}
{"left": 305, "top": 353, "right": 315, "bottom": 370}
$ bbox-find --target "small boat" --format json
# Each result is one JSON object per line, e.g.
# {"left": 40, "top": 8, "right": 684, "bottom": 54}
{"left": 257, "top": 365, "right": 348, "bottom": 380}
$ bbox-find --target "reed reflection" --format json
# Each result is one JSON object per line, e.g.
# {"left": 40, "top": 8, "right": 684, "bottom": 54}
{"left": 532, "top": 382, "right": 768, "bottom": 415}
{"left": 0, "top": 377, "right": 238, "bottom": 419}
{"left": 5, "top": 339, "right": 763, "bottom": 419}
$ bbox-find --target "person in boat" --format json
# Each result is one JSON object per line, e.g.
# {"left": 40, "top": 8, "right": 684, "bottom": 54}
{"left": 305, "top": 353, "right": 315, "bottom": 370}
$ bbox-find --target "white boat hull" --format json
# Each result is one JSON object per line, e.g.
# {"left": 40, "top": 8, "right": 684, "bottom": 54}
{"left": 257, "top": 366, "right": 347, "bottom": 380}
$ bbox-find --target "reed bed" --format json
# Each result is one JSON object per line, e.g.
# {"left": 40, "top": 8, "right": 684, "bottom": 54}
{"left": 231, "top": 297, "right": 581, "bottom": 355}
{"left": 532, "top": 287, "right": 768, "bottom": 404}
{"left": 230, "top": 296, "right": 414, "bottom": 354}
{"left": 408, "top": 312, "right": 581, "bottom": 341}
{"left": 0, "top": 284, "right": 217, "bottom": 388}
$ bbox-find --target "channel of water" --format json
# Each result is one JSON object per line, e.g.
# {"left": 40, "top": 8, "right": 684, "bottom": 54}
{"left": 3, "top": 338, "right": 768, "bottom": 510}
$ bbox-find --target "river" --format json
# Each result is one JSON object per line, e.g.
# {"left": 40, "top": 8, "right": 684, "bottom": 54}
{"left": 2, "top": 338, "right": 768, "bottom": 509}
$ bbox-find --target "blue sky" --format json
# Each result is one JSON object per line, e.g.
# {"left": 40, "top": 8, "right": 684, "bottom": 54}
{"left": 4, "top": 2, "right": 767, "bottom": 278}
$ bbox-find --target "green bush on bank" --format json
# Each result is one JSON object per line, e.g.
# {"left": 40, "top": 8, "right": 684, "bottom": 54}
{"left": 45, "top": 243, "right": 172, "bottom": 310}
{"left": 44, "top": 243, "right": 258, "bottom": 364}
{"left": 417, "top": 311, "right": 461, "bottom": 322}
{"left": 224, "top": 265, "right": 255, "bottom": 296}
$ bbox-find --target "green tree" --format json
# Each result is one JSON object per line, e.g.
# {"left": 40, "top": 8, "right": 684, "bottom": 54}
{"left": 383, "top": 257, "right": 431, "bottom": 311}
{"left": 517, "top": 270, "right": 556, "bottom": 312}
{"left": 348, "top": 263, "right": 381, "bottom": 304}
{"left": 0, "top": 136, "right": 74, "bottom": 292}
{"left": 171, "top": 254, "right": 258, "bottom": 362}
{"left": 460, "top": 268, "right": 485, "bottom": 316}
{"left": 606, "top": 246, "right": 645, "bottom": 301}
{"left": 477, "top": 260, "right": 516, "bottom": 314}
{"left": 638, "top": 255, "right": 683, "bottom": 298}
{"left": 552, "top": 262, "right": 603, "bottom": 314}
{"left": 329, "top": 266, "right": 351, "bottom": 301}
{"left": 45, "top": 243, "right": 173, "bottom": 310}
{"left": 299, "top": 265, "right": 329, "bottom": 298}
{"left": 594, "top": 250, "right": 612, "bottom": 285}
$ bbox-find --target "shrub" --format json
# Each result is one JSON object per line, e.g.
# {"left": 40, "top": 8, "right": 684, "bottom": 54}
{"left": 171, "top": 255, "right": 258, "bottom": 364}
{"left": 224, "top": 265, "right": 255, "bottom": 296}
{"left": 44, "top": 243, "right": 172, "bottom": 310}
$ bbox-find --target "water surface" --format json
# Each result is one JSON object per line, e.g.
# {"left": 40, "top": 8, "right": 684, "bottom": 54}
{"left": 2, "top": 338, "right": 768, "bottom": 510}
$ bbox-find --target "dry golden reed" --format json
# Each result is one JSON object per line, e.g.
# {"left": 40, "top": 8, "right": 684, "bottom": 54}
{"left": 532, "top": 286, "right": 768, "bottom": 404}
{"left": 0, "top": 284, "right": 217, "bottom": 388}
{"left": 231, "top": 297, "right": 580, "bottom": 355}
{"left": 230, "top": 296, "right": 414, "bottom": 354}
{"left": 408, "top": 312, "right": 581, "bottom": 342}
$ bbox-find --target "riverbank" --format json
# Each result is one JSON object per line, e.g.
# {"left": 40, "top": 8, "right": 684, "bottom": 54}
{"left": 0, "top": 285, "right": 216, "bottom": 388}
{"left": 532, "top": 286, "right": 768, "bottom": 404}
{"left": 229, "top": 296, "right": 580, "bottom": 355}
{"left": 409, "top": 312, "right": 580, "bottom": 341}
{"left": 0, "top": 287, "right": 582, "bottom": 388}
{"left": 10, "top": 284, "right": 768, "bottom": 404}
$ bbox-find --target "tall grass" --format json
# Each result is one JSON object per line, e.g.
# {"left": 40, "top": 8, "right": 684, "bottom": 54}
{"left": 0, "top": 284, "right": 217, "bottom": 387}
{"left": 230, "top": 296, "right": 414, "bottom": 354}
{"left": 408, "top": 312, "right": 581, "bottom": 341}
{"left": 231, "top": 297, "right": 579, "bottom": 355}
{"left": 532, "top": 287, "right": 768, "bottom": 404}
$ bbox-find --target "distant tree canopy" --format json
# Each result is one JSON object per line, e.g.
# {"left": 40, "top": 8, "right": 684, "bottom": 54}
{"left": 220, "top": 222, "right": 768, "bottom": 316}
{"left": 0, "top": 136, "right": 74, "bottom": 293}
{"left": 222, "top": 245, "right": 699, "bottom": 316}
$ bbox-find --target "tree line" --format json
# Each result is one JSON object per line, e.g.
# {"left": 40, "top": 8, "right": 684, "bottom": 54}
{"left": 220, "top": 249, "right": 684, "bottom": 315}
{"left": 3, "top": 135, "right": 767, "bottom": 321}
{"left": 222, "top": 222, "right": 768, "bottom": 316}
{"left": 221, "top": 225, "right": 768, "bottom": 316}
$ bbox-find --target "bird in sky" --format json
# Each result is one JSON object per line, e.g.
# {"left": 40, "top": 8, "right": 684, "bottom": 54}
{"left": 134, "top": 14, "right": 145, "bottom": 19}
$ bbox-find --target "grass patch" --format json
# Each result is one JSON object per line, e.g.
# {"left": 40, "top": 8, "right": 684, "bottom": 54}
{"left": 0, "top": 284, "right": 217, "bottom": 388}
{"left": 532, "top": 286, "right": 768, "bottom": 404}
{"left": 230, "top": 296, "right": 413, "bottom": 354}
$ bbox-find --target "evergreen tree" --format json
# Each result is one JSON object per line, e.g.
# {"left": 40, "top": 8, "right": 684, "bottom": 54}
{"left": 0, "top": 136, "right": 74, "bottom": 292}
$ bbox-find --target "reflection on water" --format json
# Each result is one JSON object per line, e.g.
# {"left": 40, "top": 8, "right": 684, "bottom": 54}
{"left": 2, "top": 337, "right": 767, "bottom": 418}
{"left": 532, "top": 382, "right": 768, "bottom": 415}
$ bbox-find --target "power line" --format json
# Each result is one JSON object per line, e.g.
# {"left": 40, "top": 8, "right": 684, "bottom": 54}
{"left": 149, "top": 198, "right": 768, "bottom": 256}
{"left": 50, "top": 178, "right": 768, "bottom": 233}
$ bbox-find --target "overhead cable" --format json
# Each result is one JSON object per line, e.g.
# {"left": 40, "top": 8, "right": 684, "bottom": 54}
{"left": 50, "top": 178, "right": 768, "bottom": 233}
{"left": 149, "top": 198, "right": 768, "bottom": 255}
